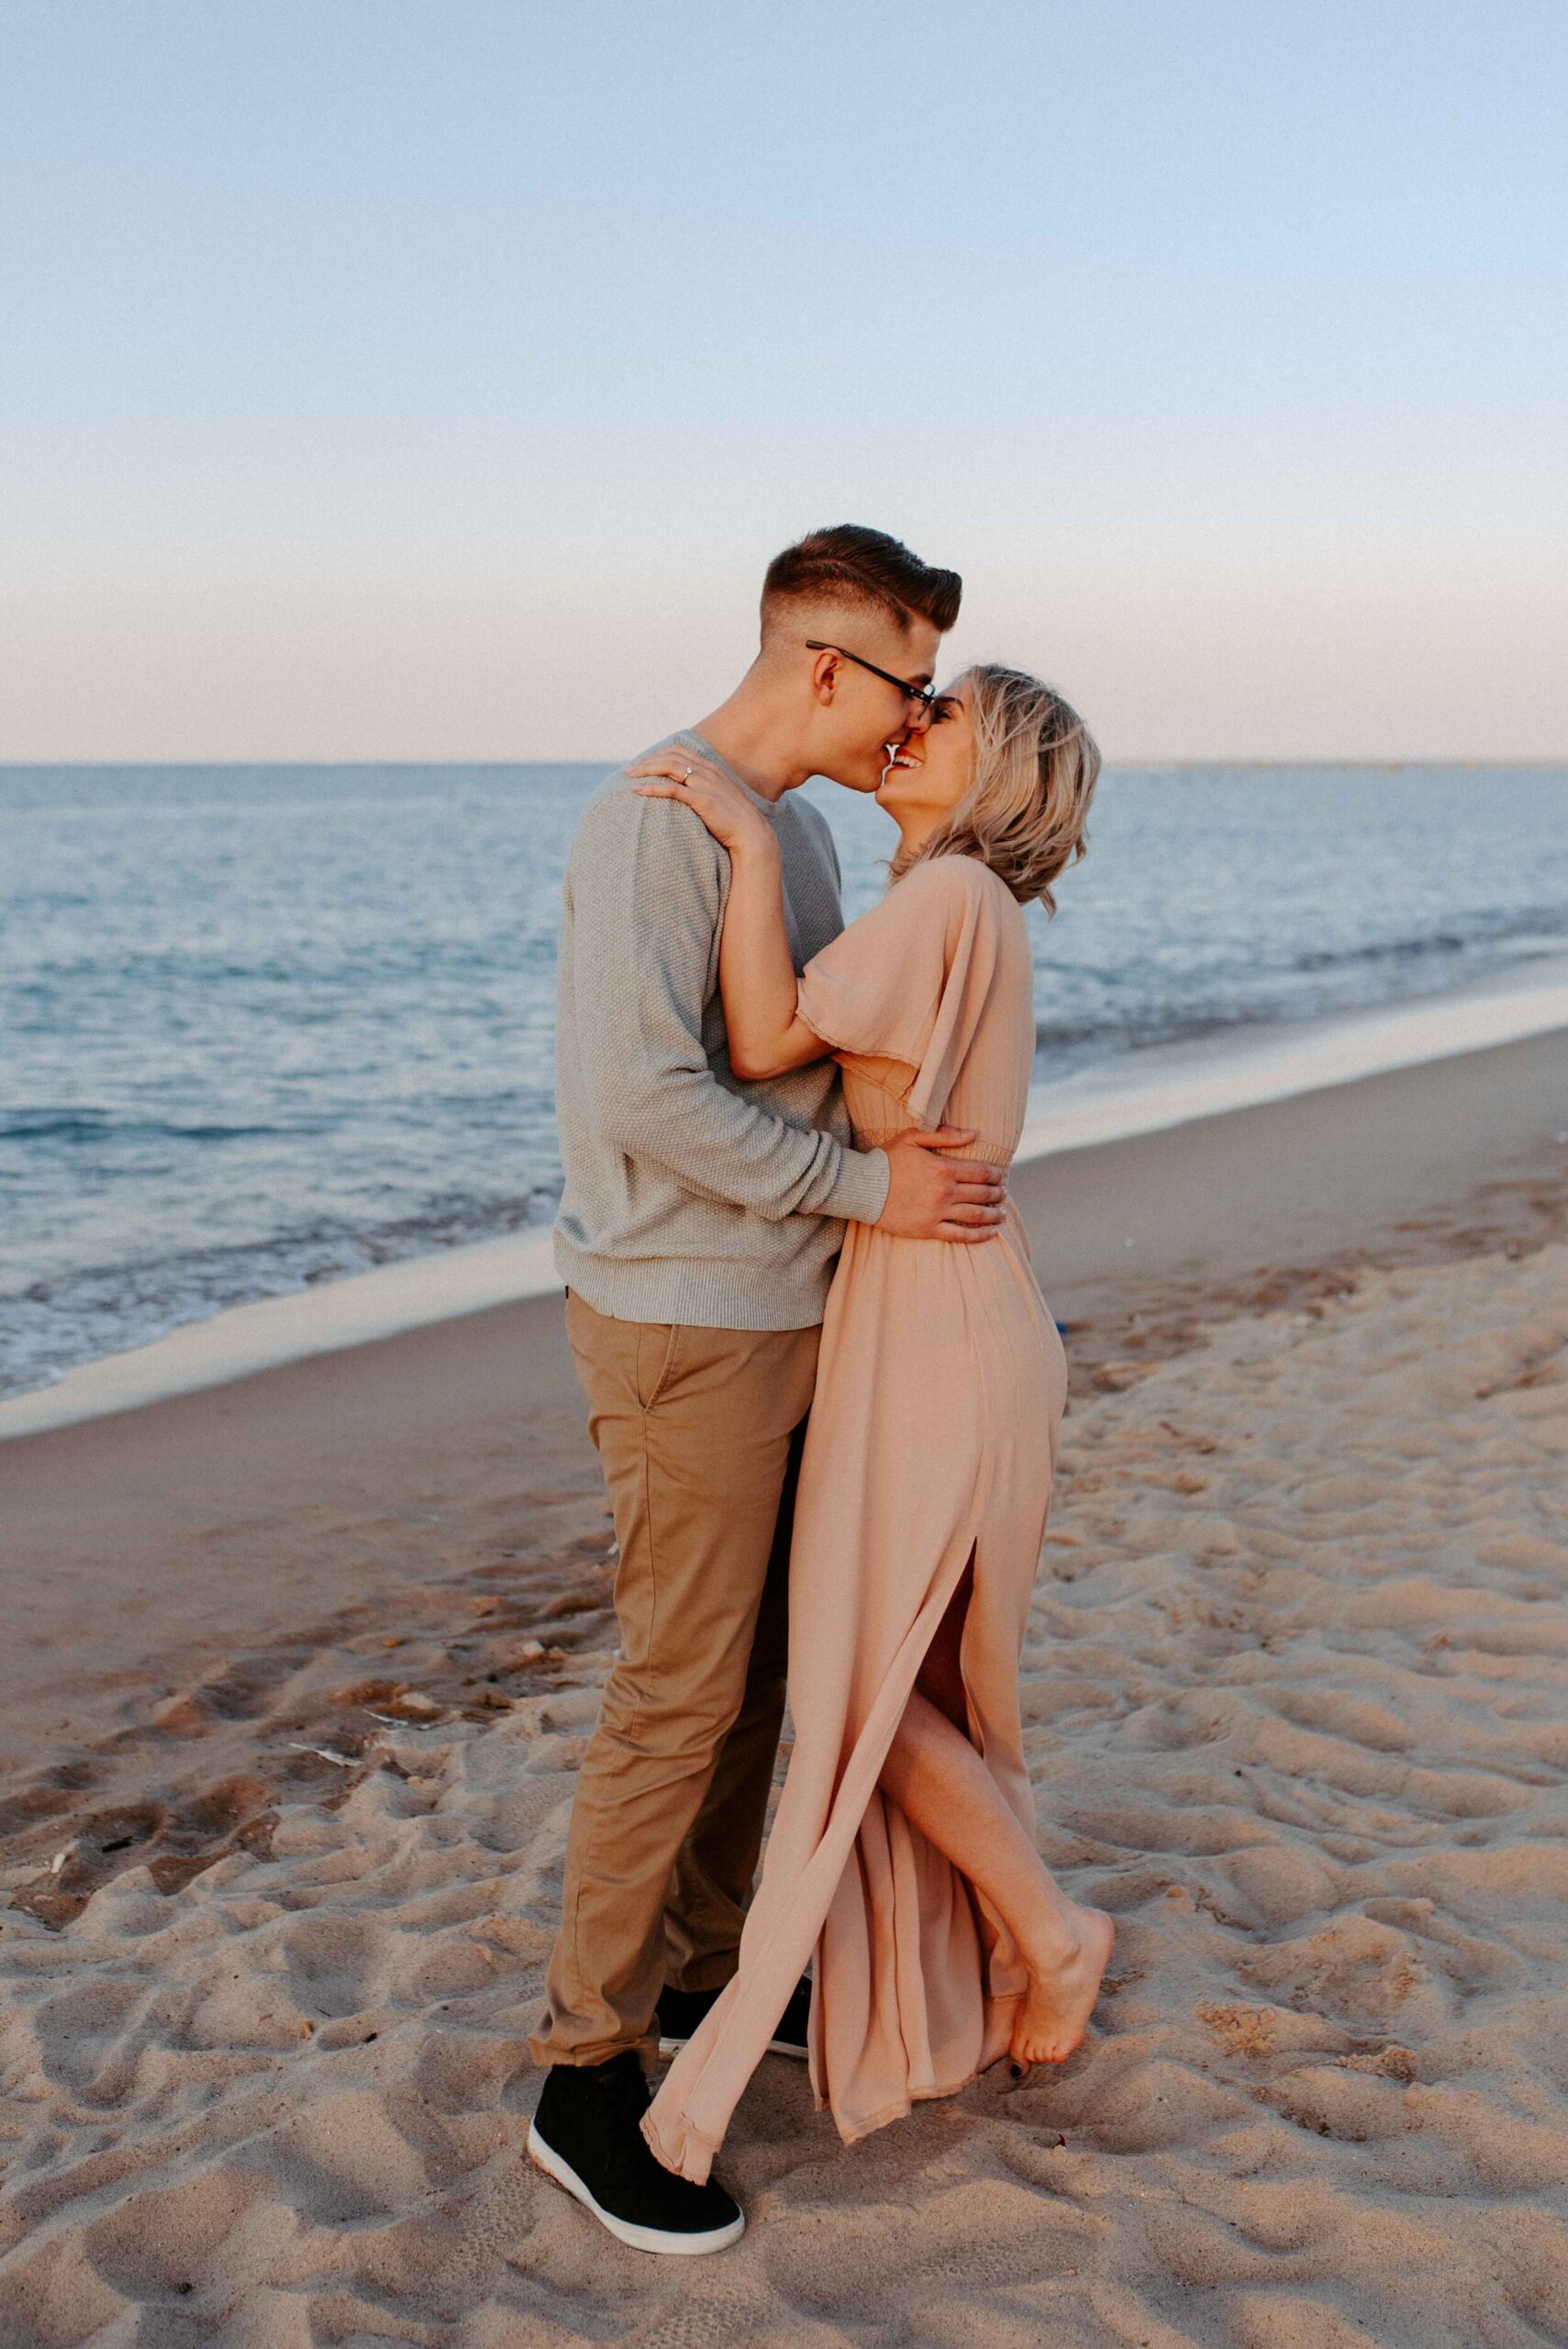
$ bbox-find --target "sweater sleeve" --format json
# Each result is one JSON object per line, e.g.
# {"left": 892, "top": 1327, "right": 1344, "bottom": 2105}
{"left": 565, "top": 789, "right": 891, "bottom": 1227}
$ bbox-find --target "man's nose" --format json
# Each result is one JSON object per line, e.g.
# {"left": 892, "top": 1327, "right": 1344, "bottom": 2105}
{"left": 901, "top": 701, "right": 935, "bottom": 736}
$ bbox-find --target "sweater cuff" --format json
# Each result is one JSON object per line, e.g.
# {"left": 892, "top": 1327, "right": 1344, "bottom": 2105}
{"left": 821, "top": 1144, "right": 891, "bottom": 1228}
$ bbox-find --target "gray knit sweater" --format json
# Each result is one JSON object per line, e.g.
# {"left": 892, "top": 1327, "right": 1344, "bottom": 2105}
{"left": 551, "top": 729, "right": 893, "bottom": 1328}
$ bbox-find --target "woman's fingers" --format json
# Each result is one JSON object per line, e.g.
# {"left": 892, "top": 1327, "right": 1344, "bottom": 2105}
{"left": 631, "top": 783, "right": 708, "bottom": 808}
{"left": 628, "top": 779, "right": 722, "bottom": 807}
{"left": 626, "top": 753, "right": 726, "bottom": 785}
{"left": 937, "top": 1219, "right": 1000, "bottom": 1243}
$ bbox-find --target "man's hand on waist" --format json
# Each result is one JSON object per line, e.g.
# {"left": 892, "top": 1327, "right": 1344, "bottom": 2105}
{"left": 875, "top": 1127, "right": 1006, "bottom": 1243}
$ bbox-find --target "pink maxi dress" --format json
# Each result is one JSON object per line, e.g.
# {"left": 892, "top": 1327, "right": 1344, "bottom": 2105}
{"left": 642, "top": 852, "right": 1069, "bottom": 2182}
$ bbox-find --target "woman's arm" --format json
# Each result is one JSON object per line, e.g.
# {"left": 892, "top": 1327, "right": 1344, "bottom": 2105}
{"left": 716, "top": 829, "right": 825, "bottom": 1077}
{"left": 628, "top": 751, "right": 828, "bottom": 1077}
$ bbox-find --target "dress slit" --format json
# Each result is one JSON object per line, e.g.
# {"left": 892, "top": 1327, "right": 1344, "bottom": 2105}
{"left": 643, "top": 1510, "right": 985, "bottom": 2182}
{"left": 912, "top": 1551, "right": 977, "bottom": 1739}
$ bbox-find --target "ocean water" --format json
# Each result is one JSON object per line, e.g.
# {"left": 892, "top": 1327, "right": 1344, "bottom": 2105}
{"left": 4, "top": 762, "right": 1566, "bottom": 1402}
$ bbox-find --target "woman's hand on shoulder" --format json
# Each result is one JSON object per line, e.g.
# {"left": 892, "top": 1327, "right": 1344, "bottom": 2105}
{"left": 628, "top": 751, "right": 775, "bottom": 856}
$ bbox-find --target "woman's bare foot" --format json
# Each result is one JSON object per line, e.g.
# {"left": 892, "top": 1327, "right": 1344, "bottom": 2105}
{"left": 1009, "top": 1904, "right": 1116, "bottom": 2067}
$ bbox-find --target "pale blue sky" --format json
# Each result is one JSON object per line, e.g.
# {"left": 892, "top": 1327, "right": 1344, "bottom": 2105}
{"left": 3, "top": 1, "right": 1564, "bottom": 759}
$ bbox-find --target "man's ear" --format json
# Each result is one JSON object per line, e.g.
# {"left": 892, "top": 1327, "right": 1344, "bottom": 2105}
{"left": 809, "top": 648, "right": 841, "bottom": 707}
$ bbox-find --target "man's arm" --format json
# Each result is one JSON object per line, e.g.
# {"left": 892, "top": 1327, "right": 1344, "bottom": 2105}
{"left": 567, "top": 786, "right": 891, "bottom": 1225}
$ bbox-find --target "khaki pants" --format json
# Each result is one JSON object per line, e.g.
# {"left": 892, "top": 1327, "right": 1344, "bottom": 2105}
{"left": 528, "top": 1291, "right": 821, "bottom": 2067}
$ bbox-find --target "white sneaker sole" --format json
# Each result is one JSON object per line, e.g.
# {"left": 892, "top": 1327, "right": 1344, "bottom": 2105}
{"left": 658, "top": 2033, "right": 808, "bottom": 2061}
{"left": 527, "top": 2121, "right": 745, "bottom": 2256}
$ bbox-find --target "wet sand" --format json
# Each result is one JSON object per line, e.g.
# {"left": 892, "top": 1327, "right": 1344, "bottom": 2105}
{"left": 1, "top": 1026, "right": 1565, "bottom": 2344}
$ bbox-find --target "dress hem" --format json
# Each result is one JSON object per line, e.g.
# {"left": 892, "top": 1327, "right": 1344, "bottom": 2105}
{"left": 817, "top": 2020, "right": 1025, "bottom": 2146}
{"left": 645, "top": 1994, "right": 1029, "bottom": 2177}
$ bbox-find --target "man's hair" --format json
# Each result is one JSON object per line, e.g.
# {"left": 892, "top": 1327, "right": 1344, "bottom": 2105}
{"left": 761, "top": 524, "right": 962, "bottom": 640}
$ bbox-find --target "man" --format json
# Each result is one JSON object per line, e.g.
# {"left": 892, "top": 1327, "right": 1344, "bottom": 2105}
{"left": 527, "top": 526, "right": 1006, "bottom": 2254}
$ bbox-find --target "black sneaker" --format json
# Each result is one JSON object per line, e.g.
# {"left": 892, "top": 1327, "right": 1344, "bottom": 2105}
{"left": 657, "top": 1973, "right": 811, "bottom": 2062}
{"left": 527, "top": 2052, "right": 744, "bottom": 2255}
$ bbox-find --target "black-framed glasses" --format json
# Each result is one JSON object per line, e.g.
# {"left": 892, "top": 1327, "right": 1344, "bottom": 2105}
{"left": 805, "top": 640, "right": 939, "bottom": 717}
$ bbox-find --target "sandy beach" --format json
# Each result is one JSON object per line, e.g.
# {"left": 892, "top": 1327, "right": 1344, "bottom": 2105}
{"left": 4, "top": 1027, "right": 1567, "bottom": 2345}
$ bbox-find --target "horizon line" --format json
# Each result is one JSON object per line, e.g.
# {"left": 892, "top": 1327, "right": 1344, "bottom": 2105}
{"left": 3, "top": 754, "right": 1566, "bottom": 774}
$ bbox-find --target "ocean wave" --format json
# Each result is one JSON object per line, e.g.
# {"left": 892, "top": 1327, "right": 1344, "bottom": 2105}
{"left": 0, "top": 1184, "right": 565, "bottom": 1402}
{"left": 1031, "top": 917, "right": 1568, "bottom": 1065}
{"left": 0, "top": 1108, "right": 299, "bottom": 1145}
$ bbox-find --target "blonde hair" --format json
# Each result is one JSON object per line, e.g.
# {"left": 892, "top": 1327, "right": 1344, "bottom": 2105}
{"left": 892, "top": 663, "right": 1100, "bottom": 911}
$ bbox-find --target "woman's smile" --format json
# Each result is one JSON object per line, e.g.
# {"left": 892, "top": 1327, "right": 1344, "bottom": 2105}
{"left": 876, "top": 682, "right": 974, "bottom": 852}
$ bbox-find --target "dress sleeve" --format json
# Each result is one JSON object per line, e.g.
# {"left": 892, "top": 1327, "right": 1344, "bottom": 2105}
{"left": 795, "top": 857, "right": 1002, "bottom": 1130}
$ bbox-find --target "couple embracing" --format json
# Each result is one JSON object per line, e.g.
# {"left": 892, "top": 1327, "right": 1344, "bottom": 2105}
{"left": 526, "top": 525, "right": 1114, "bottom": 2254}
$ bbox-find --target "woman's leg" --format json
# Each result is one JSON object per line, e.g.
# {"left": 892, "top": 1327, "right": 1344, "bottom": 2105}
{"left": 880, "top": 1580, "right": 1115, "bottom": 2066}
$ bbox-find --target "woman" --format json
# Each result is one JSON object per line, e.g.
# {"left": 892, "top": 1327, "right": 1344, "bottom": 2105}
{"left": 626, "top": 664, "right": 1114, "bottom": 2184}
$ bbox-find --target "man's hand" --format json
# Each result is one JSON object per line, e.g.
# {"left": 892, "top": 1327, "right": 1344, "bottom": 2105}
{"left": 876, "top": 1127, "right": 1006, "bottom": 1242}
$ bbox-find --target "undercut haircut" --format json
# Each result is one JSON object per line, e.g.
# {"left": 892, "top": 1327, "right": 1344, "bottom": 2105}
{"left": 761, "top": 524, "right": 962, "bottom": 640}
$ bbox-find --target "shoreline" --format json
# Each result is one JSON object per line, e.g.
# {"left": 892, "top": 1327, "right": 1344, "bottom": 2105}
{"left": 7, "top": 949, "right": 1568, "bottom": 1442}
{"left": 5, "top": 1021, "right": 1565, "bottom": 1782}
